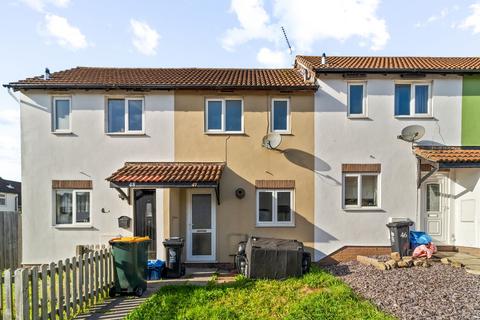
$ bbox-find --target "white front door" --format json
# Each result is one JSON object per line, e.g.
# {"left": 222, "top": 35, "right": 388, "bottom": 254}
{"left": 422, "top": 178, "right": 447, "bottom": 243}
{"left": 187, "top": 190, "right": 216, "bottom": 262}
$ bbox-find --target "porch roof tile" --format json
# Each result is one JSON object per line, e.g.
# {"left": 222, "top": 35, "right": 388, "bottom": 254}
{"left": 107, "top": 162, "right": 226, "bottom": 184}
{"left": 414, "top": 146, "right": 480, "bottom": 163}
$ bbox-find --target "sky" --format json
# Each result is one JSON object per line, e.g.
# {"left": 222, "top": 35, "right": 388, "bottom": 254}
{"left": 1, "top": 0, "right": 480, "bottom": 181}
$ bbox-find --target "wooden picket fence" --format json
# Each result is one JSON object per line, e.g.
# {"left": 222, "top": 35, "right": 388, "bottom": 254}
{"left": 0, "top": 248, "right": 114, "bottom": 320}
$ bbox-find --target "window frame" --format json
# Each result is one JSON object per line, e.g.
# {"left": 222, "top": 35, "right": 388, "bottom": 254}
{"left": 53, "top": 189, "right": 92, "bottom": 227}
{"left": 271, "top": 98, "right": 291, "bottom": 133}
{"left": 0, "top": 193, "right": 6, "bottom": 206}
{"left": 52, "top": 96, "right": 72, "bottom": 133}
{"left": 394, "top": 82, "right": 432, "bottom": 118}
{"left": 105, "top": 97, "right": 145, "bottom": 135}
{"left": 205, "top": 98, "right": 244, "bottom": 134}
{"left": 342, "top": 173, "right": 381, "bottom": 210}
{"left": 347, "top": 82, "right": 367, "bottom": 118}
{"left": 256, "top": 189, "right": 295, "bottom": 227}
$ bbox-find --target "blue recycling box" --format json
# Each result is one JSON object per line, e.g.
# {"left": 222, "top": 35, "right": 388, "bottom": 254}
{"left": 147, "top": 259, "right": 165, "bottom": 280}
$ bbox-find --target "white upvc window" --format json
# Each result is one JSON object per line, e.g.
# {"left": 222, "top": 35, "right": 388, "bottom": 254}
{"left": 54, "top": 189, "right": 91, "bottom": 226}
{"left": 271, "top": 98, "right": 290, "bottom": 133}
{"left": 106, "top": 98, "right": 145, "bottom": 134}
{"left": 256, "top": 189, "right": 294, "bottom": 227}
{"left": 52, "top": 96, "right": 72, "bottom": 133}
{"left": 394, "top": 82, "right": 432, "bottom": 117}
{"left": 0, "top": 193, "right": 6, "bottom": 206}
{"left": 347, "top": 82, "right": 367, "bottom": 118}
{"left": 343, "top": 173, "right": 380, "bottom": 209}
{"left": 205, "top": 99, "right": 244, "bottom": 133}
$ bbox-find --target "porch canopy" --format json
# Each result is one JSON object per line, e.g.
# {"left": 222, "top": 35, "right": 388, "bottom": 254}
{"left": 414, "top": 146, "right": 480, "bottom": 187}
{"left": 106, "top": 162, "right": 225, "bottom": 204}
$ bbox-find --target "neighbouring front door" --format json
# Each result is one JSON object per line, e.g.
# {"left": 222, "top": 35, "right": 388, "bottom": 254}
{"left": 422, "top": 179, "right": 447, "bottom": 244}
{"left": 187, "top": 190, "right": 216, "bottom": 262}
{"left": 134, "top": 189, "right": 156, "bottom": 259}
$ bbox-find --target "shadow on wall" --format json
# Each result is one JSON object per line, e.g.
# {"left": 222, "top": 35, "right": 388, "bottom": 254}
{"left": 452, "top": 169, "right": 480, "bottom": 199}
{"left": 281, "top": 148, "right": 340, "bottom": 186}
{"left": 416, "top": 140, "right": 446, "bottom": 147}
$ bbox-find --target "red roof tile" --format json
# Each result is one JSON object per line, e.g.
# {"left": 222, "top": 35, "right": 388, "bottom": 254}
{"left": 414, "top": 147, "right": 480, "bottom": 163}
{"left": 296, "top": 55, "right": 480, "bottom": 73}
{"left": 107, "top": 162, "right": 225, "bottom": 185}
{"left": 6, "top": 67, "right": 316, "bottom": 90}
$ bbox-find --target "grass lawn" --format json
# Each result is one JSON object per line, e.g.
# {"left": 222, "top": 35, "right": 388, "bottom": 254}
{"left": 126, "top": 267, "right": 394, "bottom": 320}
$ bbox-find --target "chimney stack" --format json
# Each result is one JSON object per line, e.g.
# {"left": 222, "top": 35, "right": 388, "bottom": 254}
{"left": 321, "top": 53, "right": 327, "bottom": 65}
{"left": 45, "top": 68, "right": 51, "bottom": 80}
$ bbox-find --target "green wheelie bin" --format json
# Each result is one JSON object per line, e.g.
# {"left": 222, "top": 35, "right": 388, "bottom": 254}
{"left": 109, "top": 236, "right": 150, "bottom": 297}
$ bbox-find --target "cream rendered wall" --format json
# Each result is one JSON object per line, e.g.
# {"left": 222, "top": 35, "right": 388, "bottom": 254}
{"left": 20, "top": 90, "right": 174, "bottom": 264}
{"left": 314, "top": 75, "right": 462, "bottom": 260}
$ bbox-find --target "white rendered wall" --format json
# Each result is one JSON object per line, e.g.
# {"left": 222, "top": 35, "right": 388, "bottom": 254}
{"left": 20, "top": 90, "right": 174, "bottom": 264}
{"left": 314, "top": 75, "right": 462, "bottom": 260}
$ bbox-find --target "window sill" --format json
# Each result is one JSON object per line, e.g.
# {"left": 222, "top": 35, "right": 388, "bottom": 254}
{"left": 347, "top": 116, "right": 369, "bottom": 120}
{"left": 343, "top": 207, "right": 385, "bottom": 212}
{"left": 54, "top": 225, "right": 94, "bottom": 230}
{"left": 256, "top": 223, "right": 295, "bottom": 228}
{"left": 106, "top": 132, "right": 146, "bottom": 136}
{"left": 394, "top": 116, "right": 434, "bottom": 120}
{"left": 52, "top": 131, "right": 73, "bottom": 135}
{"left": 204, "top": 132, "right": 246, "bottom": 136}
{"left": 271, "top": 131, "right": 292, "bottom": 135}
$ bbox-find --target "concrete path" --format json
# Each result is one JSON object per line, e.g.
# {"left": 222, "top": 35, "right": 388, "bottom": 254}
{"left": 434, "top": 251, "right": 480, "bottom": 275}
{"left": 74, "top": 268, "right": 233, "bottom": 320}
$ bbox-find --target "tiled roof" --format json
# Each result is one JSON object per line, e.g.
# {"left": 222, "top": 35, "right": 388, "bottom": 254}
{"left": 296, "top": 55, "right": 480, "bottom": 73}
{"left": 107, "top": 162, "right": 225, "bottom": 185}
{"left": 414, "top": 146, "right": 480, "bottom": 163}
{"left": 6, "top": 67, "right": 316, "bottom": 90}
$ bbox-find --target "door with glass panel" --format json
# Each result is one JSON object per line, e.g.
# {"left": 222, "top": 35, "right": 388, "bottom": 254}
{"left": 422, "top": 180, "right": 447, "bottom": 243}
{"left": 187, "top": 190, "right": 216, "bottom": 262}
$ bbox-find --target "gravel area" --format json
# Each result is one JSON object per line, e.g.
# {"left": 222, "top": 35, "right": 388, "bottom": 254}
{"left": 324, "top": 257, "right": 480, "bottom": 320}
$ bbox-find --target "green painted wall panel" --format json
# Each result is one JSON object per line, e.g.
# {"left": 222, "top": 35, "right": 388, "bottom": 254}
{"left": 462, "top": 75, "right": 480, "bottom": 145}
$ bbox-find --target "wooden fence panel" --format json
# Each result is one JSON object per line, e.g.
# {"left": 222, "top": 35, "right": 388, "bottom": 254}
{"left": 0, "top": 212, "right": 21, "bottom": 271}
{"left": 0, "top": 248, "right": 113, "bottom": 320}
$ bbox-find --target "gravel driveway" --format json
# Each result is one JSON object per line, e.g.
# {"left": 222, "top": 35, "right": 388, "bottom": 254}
{"left": 324, "top": 258, "right": 480, "bottom": 320}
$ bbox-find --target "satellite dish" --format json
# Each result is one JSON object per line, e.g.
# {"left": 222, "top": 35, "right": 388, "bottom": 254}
{"left": 398, "top": 125, "right": 425, "bottom": 142}
{"left": 262, "top": 133, "right": 282, "bottom": 150}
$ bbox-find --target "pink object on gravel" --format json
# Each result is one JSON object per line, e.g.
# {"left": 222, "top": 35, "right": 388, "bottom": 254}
{"left": 412, "top": 243, "right": 437, "bottom": 258}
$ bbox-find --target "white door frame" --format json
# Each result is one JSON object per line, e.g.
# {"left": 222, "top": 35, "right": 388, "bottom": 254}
{"left": 186, "top": 189, "right": 216, "bottom": 262}
{"left": 420, "top": 173, "right": 449, "bottom": 244}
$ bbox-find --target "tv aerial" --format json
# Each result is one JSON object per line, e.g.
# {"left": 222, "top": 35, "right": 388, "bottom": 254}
{"left": 262, "top": 133, "right": 282, "bottom": 150}
{"left": 397, "top": 125, "right": 425, "bottom": 143}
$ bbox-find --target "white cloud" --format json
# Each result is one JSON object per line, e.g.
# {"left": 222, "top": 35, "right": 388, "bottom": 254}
{"left": 130, "top": 19, "right": 160, "bottom": 56}
{"left": 20, "top": 0, "right": 70, "bottom": 12}
{"left": 415, "top": 8, "right": 449, "bottom": 28}
{"left": 256, "top": 47, "right": 290, "bottom": 67}
{"left": 459, "top": 3, "right": 480, "bottom": 34}
{"left": 222, "top": 0, "right": 389, "bottom": 55}
{"left": 43, "top": 13, "right": 88, "bottom": 50}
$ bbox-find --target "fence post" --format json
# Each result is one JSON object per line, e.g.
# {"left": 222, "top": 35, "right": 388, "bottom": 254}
{"left": 49, "top": 262, "right": 56, "bottom": 320}
{"left": 83, "top": 253, "right": 89, "bottom": 306}
{"left": 78, "top": 255, "right": 84, "bottom": 310}
{"left": 40, "top": 264, "right": 48, "bottom": 320}
{"left": 31, "top": 266, "right": 40, "bottom": 320}
{"left": 94, "top": 251, "right": 100, "bottom": 302}
{"left": 57, "top": 260, "right": 64, "bottom": 320}
{"left": 14, "top": 268, "right": 29, "bottom": 320}
{"left": 71, "top": 257, "right": 78, "bottom": 314}
{"left": 89, "top": 252, "right": 94, "bottom": 304}
{"left": 65, "top": 258, "right": 71, "bottom": 318}
{"left": 3, "top": 269, "right": 13, "bottom": 320}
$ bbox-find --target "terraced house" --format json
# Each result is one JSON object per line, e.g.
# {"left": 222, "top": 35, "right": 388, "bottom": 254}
{"left": 5, "top": 55, "right": 480, "bottom": 266}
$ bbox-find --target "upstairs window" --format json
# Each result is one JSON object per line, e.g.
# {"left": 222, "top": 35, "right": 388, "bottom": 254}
{"left": 107, "top": 98, "right": 144, "bottom": 134}
{"left": 271, "top": 99, "right": 290, "bottom": 133}
{"left": 53, "top": 97, "right": 71, "bottom": 132}
{"left": 394, "top": 83, "right": 431, "bottom": 117}
{"left": 205, "top": 99, "right": 243, "bottom": 133}
{"left": 347, "top": 83, "right": 366, "bottom": 117}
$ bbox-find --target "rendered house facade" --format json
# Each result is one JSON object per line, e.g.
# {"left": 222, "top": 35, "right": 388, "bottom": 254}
{"left": 296, "top": 55, "right": 480, "bottom": 260}
{"left": 6, "top": 56, "right": 480, "bottom": 265}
